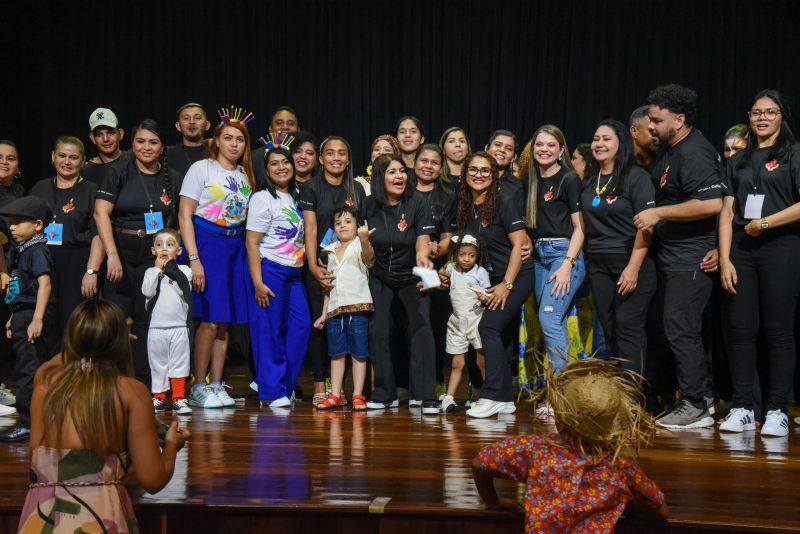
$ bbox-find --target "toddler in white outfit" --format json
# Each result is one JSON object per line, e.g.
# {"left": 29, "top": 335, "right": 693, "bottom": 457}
{"left": 439, "top": 233, "right": 491, "bottom": 413}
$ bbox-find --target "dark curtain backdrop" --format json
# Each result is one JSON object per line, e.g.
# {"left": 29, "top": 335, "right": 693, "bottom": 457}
{"left": 2, "top": 0, "right": 799, "bottom": 186}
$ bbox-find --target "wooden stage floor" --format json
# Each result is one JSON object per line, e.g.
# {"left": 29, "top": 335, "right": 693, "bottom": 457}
{"left": 1, "top": 374, "right": 799, "bottom": 533}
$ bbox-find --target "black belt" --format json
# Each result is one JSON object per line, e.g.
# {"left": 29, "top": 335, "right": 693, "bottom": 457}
{"left": 114, "top": 226, "right": 148, "bottom": 238}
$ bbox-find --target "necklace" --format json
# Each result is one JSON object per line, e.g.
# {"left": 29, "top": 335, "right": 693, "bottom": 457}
{"left": 592, "top": 171, "right": 613, "bottom": 207}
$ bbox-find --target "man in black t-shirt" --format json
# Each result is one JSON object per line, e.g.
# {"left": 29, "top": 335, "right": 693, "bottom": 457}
{"left": 252, "top": 106, "right": 300, "bottom": 187}
{"left": 629, "top": 105, "right": 657, "bottom": 171}
{"left": 166, "top": 102, "right": 211, "bottom": 179}
{"left": 83, "top": 107, "right": 130, "bottom": 186}
{"left": 633, "top": 85, "right": 723, "bottom": 430}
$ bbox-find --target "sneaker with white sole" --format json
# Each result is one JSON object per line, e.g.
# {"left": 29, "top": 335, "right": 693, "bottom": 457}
{"left": 655, "top": 399, "right": 714, "bottom": 429}
{"left": 0, "top": 383, "right": 15, "bottom": 406}
{"left": 268, "top": 396, "right": 292, "bottom": 408}
{"left": 409, "top": 399, "right": 423, "bottom": 407}
{"left": 421, "top": 400, "right": 440, "bottom": 414}
{"left": 761, "top": 410, "right": 789, "bottom": 437}
{"left": 440, "top": 395, "right": 457, "bottom": 413}
{"left": 172, "top": 398, "right": 192, "bottom": 415}
{"left": 501, "top": 401, "right": 516, "bottom": 414}
{"left": 366, "top": 399, "right": 399, "bottom": 410}
{"left": 189, "top": 384, "right": 223, "bottom": 409}
{"left": 250, "top": 381, "right": 259, "bottom": 393}
{"left": 211, "top": 383, "right": 236, "bottom": 407}
{"left": 0, "top": 403, "right": 17, "bottom": 417}
{"left": 719, "top": 407, "right": 756, "bottom": 432}
{"left": 466, "top": 399, "right": 511, "bottom": 418}
{"left": 152, "top": 398, "right": 166, "bottom": 412}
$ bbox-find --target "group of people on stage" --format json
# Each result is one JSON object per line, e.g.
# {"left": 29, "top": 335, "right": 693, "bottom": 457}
{"left": 0, "top": 82, "right": 798, "bottom": 445}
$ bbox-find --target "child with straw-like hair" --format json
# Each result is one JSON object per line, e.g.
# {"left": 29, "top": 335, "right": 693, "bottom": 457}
{"left": 472, "top": 359, "right": 668, "bottom": 533}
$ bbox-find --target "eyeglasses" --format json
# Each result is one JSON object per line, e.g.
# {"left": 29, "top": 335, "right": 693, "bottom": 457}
{"left": 748, "top": 109, "right": 781, "bottom": 120}
{"left": 467, "top": 166, "right": 492, "bottom": 177}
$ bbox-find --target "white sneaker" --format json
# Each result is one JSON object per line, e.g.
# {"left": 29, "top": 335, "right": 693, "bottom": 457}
{"left": 719, "top": 407, "right": 756, "bottom": 432}
{"left": 761, "top": 410, "right": 789, "bottom": 437}
{"left": 440, "top": 395, "right": 457, "bottom": 413}
{"left": 466, "top": 399, "right": 509, "bottom": 418}
{"left": 211, "top": 383, "right": 236, "bottom": 407}
{"left": 172, "top": 398, "right": 192, "bottom": 415}
{"left": 269, "top": 396, "right": 292, "bottom": 408}
{"left": 366, "top": 399, "right": 399, "bottom": 410}
{"left": 0, "top": 383, "right": 15, "bottom": 406}
{"left": 249, "top": 381, "right": 259, "bottom": 393}
{"left": 0, "top": 404, "right": 17, "bottom": 416}
{"left": 189, "top": 385, "right": 223, "bottom": 409}
{"left": 409, "top": 399, "right": 423, "bottom": 407}
{"left": 501, "top": 401, "right": 516, "bottom": 414}
{"left": 152, "top": 397, "right": 166, "bottom": 412}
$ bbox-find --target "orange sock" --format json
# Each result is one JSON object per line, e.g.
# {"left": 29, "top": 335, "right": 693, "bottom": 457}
{"left": 170, "top": 377, "right": 186, "bottom": 400}
{"left": 153, "top": 392, "right": 167, "bottom": 401}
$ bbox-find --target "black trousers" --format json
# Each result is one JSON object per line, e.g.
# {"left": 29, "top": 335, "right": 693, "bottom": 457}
{"left": 659, "top": 268, "right": 713, "bottom": 406}
{"left": 479, "top": 269, "right": 535, "bottom": 403}
{"left": 11, "top": 308, "right": 53, "bottom": 427}
{"left": 104, "top": 232, "right": 154, "bottom": 388}
{"left": 368, "top": 277, "right": 436, "bottom": 403}
{"left": 587, "top": 253, "right": 657, "bottom": 376}
{"left": 303, "top": 268, "right": 328, "bottom": 383}
{"left": 723, "top": 232, "right": 800, "bottom": 412}
{"left": 430, "top": 288, "right": 451, "bottom": 383}
{"left": 51, "top": 245, "right": 91, "bottom": 349}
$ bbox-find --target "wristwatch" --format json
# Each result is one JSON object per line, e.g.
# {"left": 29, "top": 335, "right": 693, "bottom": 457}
{"left": 760, "top": 218, "right": 770, "bottom": 230}
{"left": 85, "top": 268, "right": 98, "bottom": 275}
{"left": 565, "top": 255, "right": 577, "bottom": 266}
{"left": 188, "top": 254, "right": 199, "bottom": 262}
{"left": 503, "top": 279, "right": 514, "bottom": 290}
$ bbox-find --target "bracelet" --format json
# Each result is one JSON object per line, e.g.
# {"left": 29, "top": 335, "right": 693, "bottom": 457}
{"left": 106, "top": 251, "right": 118, "bottom": 256}
{"left": 565, "top": 256, "right": 577, "bottom": 266}
{"left": 188, "top": 254, "right": 199, "bottom": 262}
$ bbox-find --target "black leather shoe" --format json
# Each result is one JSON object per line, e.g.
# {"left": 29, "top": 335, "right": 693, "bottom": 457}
{"left": 421, "top": 400, "right": 440, "bottom": 415}
{"left": 0, "top": 424, "right": 30, "bottom": 442}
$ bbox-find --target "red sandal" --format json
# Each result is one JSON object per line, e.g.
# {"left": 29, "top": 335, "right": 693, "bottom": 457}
{"left": 316, "top": 394, "right": 345, "bottom": 410}
{"left": 351, "top": 395, "right": 367, "bottom": 411}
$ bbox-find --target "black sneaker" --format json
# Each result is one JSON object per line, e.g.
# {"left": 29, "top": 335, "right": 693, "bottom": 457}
{"left": 421, "top": 400, "right": 440, "bottom": 415}
{"left": 0, "top": 424, "right": 31, "bottom": 442}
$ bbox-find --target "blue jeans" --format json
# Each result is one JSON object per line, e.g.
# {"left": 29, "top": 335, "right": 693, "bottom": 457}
{"left": 533, "top": 239, "right": 586, "bottom": 372}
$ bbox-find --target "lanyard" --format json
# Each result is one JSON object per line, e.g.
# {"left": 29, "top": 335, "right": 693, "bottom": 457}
{"left": 135, "top": 168, "right": 158, "bottom": 211}
{"left": 750, "top": 157, "right": 766, "bottom": 194}
{"left": 51, "top": 176, "right": 81, "bottom": 223}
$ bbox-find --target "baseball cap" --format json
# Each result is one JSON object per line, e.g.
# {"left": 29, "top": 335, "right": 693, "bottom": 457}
{"left": 89, "top": 108, "right": 119, "bottom": 131}
{"left": 0, "top": 196, "right": 53, "bottom": 223}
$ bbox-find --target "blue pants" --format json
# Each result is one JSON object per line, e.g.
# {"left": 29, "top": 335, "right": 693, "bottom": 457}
{"left": 247, "top": 259, "right": 311, "bottom": 401}
{"left": 533, "top": 239, "right": 585, "bottom": 372}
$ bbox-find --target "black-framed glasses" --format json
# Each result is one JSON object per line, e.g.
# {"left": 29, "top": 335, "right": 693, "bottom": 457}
{"left": 467, "top": 166, "right": 492, "bottom": 177}
{"left": 748, "top": 109, "right": 781, "bottom": 120}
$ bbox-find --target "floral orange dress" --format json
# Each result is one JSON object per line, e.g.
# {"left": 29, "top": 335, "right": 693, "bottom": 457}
{"left": 18, "top": 446, "right": 138, "bottom": 534}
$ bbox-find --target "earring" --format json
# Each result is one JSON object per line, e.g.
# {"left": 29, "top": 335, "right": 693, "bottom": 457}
{"left": 14, "top": 171, "right": 21, "bottom": 180}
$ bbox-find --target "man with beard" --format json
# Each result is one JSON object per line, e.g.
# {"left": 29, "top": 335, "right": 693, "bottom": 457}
{"left": 251, "top": 106, "right": 300, "bottom": 187}
{"left": 633, "top": 84, "right": 722, "bottom": 430}
{"left": 83, "top": 107, "right": 129, "bottom": 186}
{"left": 629, "top": 105, "right": 657, "bottom": 170}
{"left": 167, "top": 102, "right": 211, "bottom": 179}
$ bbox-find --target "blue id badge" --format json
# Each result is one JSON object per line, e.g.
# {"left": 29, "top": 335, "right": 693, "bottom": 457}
{"left": 320, "top": 227, "right": 339, "bottom": 248}
{"left": 45, "top": 222, "right": 63, "bottom": 245}
{"left": 144, "top": 211, "right": 164, "bottom": 234}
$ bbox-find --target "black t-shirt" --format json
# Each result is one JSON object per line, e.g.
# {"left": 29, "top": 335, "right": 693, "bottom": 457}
{"left": 415, "top": 187, "right": 457, "bottom": 240}
{"left": 82, "top": 151, "right": 132, "bottom": 187}
{"left": 298, "top": 175, "right": 366, "bottom": 248}
{"left": 533, "top": 167, "right": 581, "bottom": 239}
{"left": 463, "top": 192, "right": 531, "bottom": 284}
{"left": 361, "top": 194, "right": 435, "bottom": 287}
{"left": 500, "top": 170, "right": 526, "bottom": 213}
{"left": 30, "top": 177, "right": 97, "bottom": 248}
{"left": 650, "top": 129, "right": 722, "bottom": 271}
{"left": 723, "top": 144, "right": 800, "bottom": 231}
{"left": 96, "top": 157, "right": 182, "bottom": 229}
{"left": 167, "top": 143, "right": 208, "bottom": 179}
{"left": 6, "top": 241, "right": 53, "bottom": 308}
{"left": 581, "top": 167, "right": 656, "bottom": 255}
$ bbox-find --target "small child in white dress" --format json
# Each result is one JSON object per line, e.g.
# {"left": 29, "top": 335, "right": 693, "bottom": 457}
{"left": 439, "top": 233, "right": 491, "bottom": 413}
{"left": 142, "top": 228, "right": 194, "bottom": 415}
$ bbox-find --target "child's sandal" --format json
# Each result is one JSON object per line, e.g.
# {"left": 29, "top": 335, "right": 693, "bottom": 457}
{"left": 312, "top": 392, "right": 327, "bottom": 405}
{"left": 316, "top": 394, "right": 345, "bottom": 410}
{"left": 351, "top": 395, "right": 367, "bottom": 411}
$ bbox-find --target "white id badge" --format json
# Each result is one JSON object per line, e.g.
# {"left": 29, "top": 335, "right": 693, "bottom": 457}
{"left": 144, "top": 211, "right": 164, "bottom": 234}
{"left": 45, "top": 222, "right": 63, "bottom": 245}
{"left": 744, "top": 194, "right": 765, "bottom": 220}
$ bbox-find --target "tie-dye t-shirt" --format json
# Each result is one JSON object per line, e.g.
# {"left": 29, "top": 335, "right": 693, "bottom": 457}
{"left": 246, "top": 190, "right": 305, "bottom": 267}
{"left": 180, "top": 158, "right": 252, "bottom": 226}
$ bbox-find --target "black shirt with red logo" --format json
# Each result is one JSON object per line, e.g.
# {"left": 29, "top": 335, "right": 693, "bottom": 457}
{"left": 650, "top": 128, "right": 722, "bottom": 271}
{"left": 30, "top": 177, "right": 97, "bottom": 247}
{"left": 532, "top": 167, "right": 581, "bottom": 239}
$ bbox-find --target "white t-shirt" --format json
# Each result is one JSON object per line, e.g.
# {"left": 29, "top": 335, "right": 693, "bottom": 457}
{"left": 180, "top": 158, "right": 252, "bottom": 226}
{"left": 142, "top": 265, "right": 194, "bottom": 328}
{"left": 246, "top": 190, "right": 305, "bottom": 267}
{"left": 445, "top": 263, "right": 491, "bottom": 293}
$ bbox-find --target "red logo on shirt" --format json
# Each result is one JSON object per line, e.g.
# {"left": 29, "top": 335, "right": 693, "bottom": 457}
{"left": 345, "top": 195, "right": 354, "bottom": 206}
{"left": 160, "top": 189, "right": 171, "bottom": 205}
{"left": 397, "top": 214, "right": 407, "bottom": 231}
{"left": 605, "top": 195, "right": 618, "bottom": 204}
{"left": 481, "top": 217, "right": 489, "bottom": 228}
{"left": 659, "top": 165, "right": 670, "bottom": 188}
{"left": 766, "top": 160, "right": 779, "bottom": 172}
{"left": 544, "top": 190, "right": 553, "bottom": 202}
{"left": 61, "top": 198, "right": 75, "bottom": 213}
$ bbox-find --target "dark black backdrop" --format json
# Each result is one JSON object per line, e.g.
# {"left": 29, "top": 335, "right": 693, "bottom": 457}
{"left": 2, "top": 0, "right": 799, "bottom": 187}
